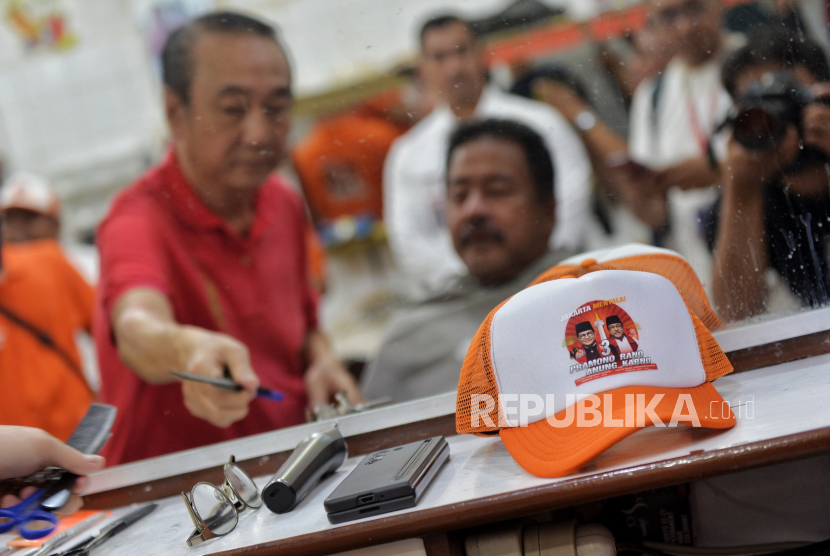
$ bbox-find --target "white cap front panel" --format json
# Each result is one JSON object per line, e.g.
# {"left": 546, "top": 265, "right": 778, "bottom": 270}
{"left": 0, "top": 172, "right": 56, "bottom": 213}
{"left": 489, "top": 270, "right": 706, "bottom": 425}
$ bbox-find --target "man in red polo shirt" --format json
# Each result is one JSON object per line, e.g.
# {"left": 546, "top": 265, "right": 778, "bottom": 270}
{"left": 94, "top": 12, "right": 362, "bottom": 464}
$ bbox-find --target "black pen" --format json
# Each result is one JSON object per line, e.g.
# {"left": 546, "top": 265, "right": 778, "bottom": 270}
{"left": 171, "top": 370, "right": 285, "bottom": 402}
{"left": 57, "top": 503, "right": 158, "bottom": 556}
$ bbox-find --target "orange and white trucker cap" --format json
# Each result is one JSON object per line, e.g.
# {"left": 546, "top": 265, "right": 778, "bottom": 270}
{"left": 0, "top": 172, "right": 60, "bottom": 218}
{"left": 456, "top": 245, "right": 735, "bottom": 478}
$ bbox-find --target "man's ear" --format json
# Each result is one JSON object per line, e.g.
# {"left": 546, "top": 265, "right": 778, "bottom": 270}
{"left": 164, "top": 87, "right": 186, "bottom": 137}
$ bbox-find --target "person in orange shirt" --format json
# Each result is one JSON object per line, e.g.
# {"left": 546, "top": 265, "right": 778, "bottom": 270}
{"left": 0, "top": 173, "right": 61, "bottom": 243}
{"left": 292, "top": 112, "right": 403, "bottom": 224}
{"left": 0, "top": 213, "right": 94, "bottom": 441}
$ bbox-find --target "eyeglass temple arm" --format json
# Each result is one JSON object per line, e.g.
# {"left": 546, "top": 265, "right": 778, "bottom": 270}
{"left": 186, "top": 528, "right": 211, "bottom": 547}
{"left": 181, "top": 492, "right": 216, "bottom": 547}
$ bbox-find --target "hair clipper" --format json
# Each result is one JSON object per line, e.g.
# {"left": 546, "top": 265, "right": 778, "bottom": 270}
{"left": 262, "top": 424, "right": 347, "bottom": 514}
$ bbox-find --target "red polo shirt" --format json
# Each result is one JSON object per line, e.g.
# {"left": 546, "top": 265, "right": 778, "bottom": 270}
{"left": 95, "top": 151, "right": 316, "bottom": 464}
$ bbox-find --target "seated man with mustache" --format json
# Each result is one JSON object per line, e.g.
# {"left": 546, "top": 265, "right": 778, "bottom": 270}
{"left": 361, "top": 119, "right": 573, "bottom": 402}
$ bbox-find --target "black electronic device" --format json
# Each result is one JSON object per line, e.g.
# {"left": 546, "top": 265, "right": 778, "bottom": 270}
{"left": 731, "top": 71, "right": 830, "bottom": 152}
{"left": 261, "top": 425, "right": 347, "bottom": 514}
{"left": 324, "top": 436, "right": 450, "bottom": 524}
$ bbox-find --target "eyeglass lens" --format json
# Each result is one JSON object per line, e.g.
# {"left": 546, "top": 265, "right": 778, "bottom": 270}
{"left": 225, "top": 464, "right": 263, "bottom": 509}
{"left": 191, "top": 483, "right": 237, "bottom": 536}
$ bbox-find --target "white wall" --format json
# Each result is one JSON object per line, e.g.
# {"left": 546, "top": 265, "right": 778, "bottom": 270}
{"left": 225, "top": 0, "right": 622, "bottom": 97}
{"left": 0, "top": 0, "right": 624, "bottom": 236}
{"left": 226, "top": 0, "right": 506, "bottom": 97}
{"left": 0, "top": 0, "right": 165, "bottom": 235}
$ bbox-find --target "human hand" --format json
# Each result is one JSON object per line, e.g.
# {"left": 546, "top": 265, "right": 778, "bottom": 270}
{"left": 612, "top": 170, "right": 669, "bottom": 231}
{"left": 176, "top": 327, "right": 260, "bottom": 428}
{"left": 802, "top": 84, "right": 830, "bottom": 159}
{"left": 304, "top": 351, "right": 364, "bottom": 409}
{"left": 606, "top": 157, "right": 656, "bottom": 190}
{"left": 722, "top": 126, "right": 799, "bottom": 199}
{"left": 603, "top": 159, "right": 668, "bottom": 230}
{"left": 651, "top": 156, "right": 720, "bottom": 193}
{"left": 0, "top": 427, "right": 105, "bottom": 513}
{"left": 535, "top": 79, "right": 589, "bottom": 123}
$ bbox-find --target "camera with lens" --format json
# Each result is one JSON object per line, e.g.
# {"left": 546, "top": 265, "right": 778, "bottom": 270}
{"left": 731, "top": 72, "right": 816, "bottom": 151}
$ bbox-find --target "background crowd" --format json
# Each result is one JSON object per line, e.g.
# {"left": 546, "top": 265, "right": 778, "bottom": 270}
{"left": 3, "top": 0, "right": 830, "bottom": 468}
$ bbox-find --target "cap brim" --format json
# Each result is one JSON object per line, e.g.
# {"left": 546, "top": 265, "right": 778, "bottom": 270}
{"left": 499, "top": 383, "right": 735, "bottom": 478}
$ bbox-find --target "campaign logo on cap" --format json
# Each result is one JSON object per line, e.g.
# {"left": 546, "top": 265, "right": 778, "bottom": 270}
{"left": 565, "top": 301, "right": 645, "bottom": 383}
{"left": 456, "top": 248, "right": 735, "bottom": 479}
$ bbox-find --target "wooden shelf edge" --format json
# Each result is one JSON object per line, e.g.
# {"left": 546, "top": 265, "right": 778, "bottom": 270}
{"left": 726, "top": 329, "right": 830, "bottom": 373}
{"left": 212, "top": 426, "right": 830, "bottom": 556}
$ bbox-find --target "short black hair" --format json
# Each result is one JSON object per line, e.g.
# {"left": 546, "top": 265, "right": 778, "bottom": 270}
{"left": 419, "top": 14, "right": 476, "bottom": 47}
{"left": 446, "top": 118, "right": 555, "bottom": 202}
{"left": 722, "top": 27, "right": 830, "bottom": 98}
{"left": 162, "top": 11, "right": 283, "bottom": 104}
{"left": 510, "top": 65, "right": 591, "bottom": 106}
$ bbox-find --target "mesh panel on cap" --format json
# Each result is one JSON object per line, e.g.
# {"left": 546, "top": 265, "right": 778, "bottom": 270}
{"left": 456, "top": 298, "right": 510, "bottom": 436}
{"left": 526, "top": 254, "right": 722, "bottom": 331}
{"left": 692, "top": 312, "right": 732, "bottom": 381}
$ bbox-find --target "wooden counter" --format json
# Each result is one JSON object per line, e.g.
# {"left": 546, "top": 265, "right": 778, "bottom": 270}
{"left": 68, "top": 350, "right": 830, "bottom": 556}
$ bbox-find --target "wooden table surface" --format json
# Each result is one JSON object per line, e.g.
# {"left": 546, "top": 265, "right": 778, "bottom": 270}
{"left": 46, "top": 351, "right": 830, "bottom": 556}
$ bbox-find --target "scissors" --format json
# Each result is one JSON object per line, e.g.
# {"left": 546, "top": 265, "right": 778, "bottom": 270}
{"left": 0, "top": 488, "right": 58, "bottom": 539}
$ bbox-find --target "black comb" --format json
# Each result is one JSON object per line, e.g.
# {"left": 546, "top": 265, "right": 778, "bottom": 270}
{"left": 39, "top": 403, "right": 117, "bottom": 511}
{"left": 65, "top": 403, "right": 117, "bottom": 455}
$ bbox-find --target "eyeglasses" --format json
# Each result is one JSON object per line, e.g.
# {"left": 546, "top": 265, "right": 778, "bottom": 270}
{"left": 180, "top": 456, "right": 263, "bottom": 546}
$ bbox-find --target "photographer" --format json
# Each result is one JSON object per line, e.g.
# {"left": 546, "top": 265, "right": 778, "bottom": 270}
{"left": 710, "top": 29, "right": 830, "bottom": 321}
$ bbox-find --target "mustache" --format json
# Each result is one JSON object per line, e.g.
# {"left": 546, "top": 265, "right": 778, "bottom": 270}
{"left": 243, "top": 147, "right": 278, "bottom": 158}
{"left": 447, "top": 73, "right": 474, "bottom": 87}
{"left": 459, "top": 220, "right": 505, "bottom": 247}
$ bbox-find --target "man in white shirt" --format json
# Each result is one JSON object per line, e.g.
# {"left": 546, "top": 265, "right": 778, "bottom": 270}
{"left": 627, "top": 0, "right": 732, "bottom": 285}
{"left": 384, "top": 15, "right": 592, "bottom": 295}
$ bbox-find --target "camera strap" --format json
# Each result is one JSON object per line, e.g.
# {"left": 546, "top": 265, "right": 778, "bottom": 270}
{"left": 650, "top": 73, "right": 665, "bottom": 134}
{"left": 0, "top": 301, "right": 90, "bottom": 390}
